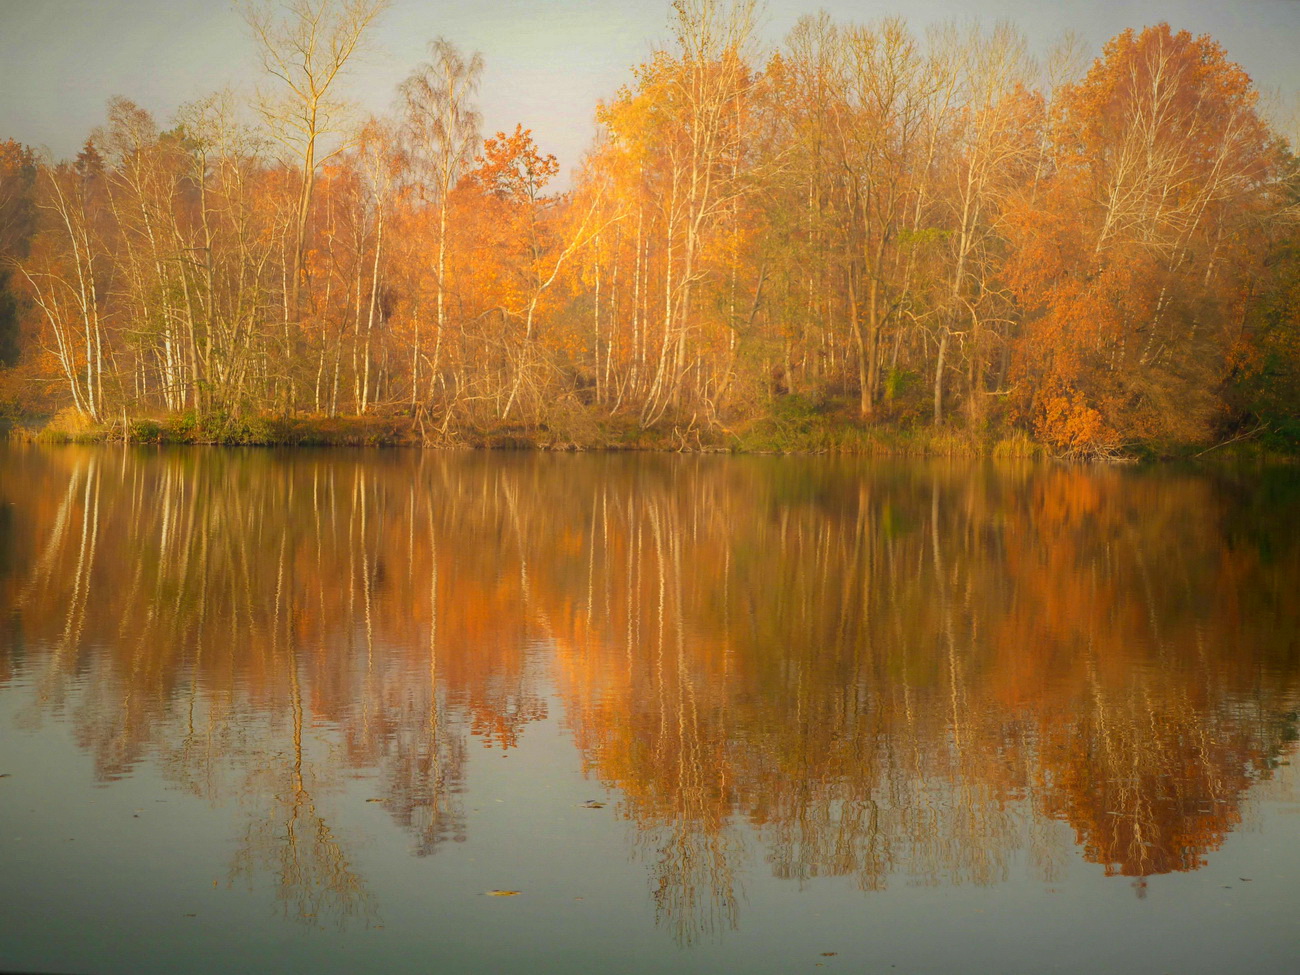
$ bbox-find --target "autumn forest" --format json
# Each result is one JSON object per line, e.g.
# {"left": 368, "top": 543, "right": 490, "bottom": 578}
{"left": 2, "top": 0, "right": 1299, "bottom": 458}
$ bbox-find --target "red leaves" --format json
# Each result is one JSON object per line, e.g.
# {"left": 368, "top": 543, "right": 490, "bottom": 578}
{"left": 468, "top": 124, "right": 558, "bottom": 205}
{"left": 1003, "top": 23, "right": 1285, "bottom": 454}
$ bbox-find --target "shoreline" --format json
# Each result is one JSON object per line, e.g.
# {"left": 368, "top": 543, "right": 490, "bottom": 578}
{"left": 3, "top": 410, "right": 1294, "bottom": 464}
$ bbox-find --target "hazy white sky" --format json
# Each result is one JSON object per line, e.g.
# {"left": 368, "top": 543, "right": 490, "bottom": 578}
{"left": 2, "top": 0, "right": 1298, "bottom": 178}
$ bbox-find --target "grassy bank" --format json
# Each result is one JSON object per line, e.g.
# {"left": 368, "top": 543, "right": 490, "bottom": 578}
{"left": 3, "top": 404, "right": 1050, "bottom": 458}
{"left": 9, "top": 404, "right": 1295, "bottom": 463}
{"left": 9, "top": 409, "right": 421, "bottom": 447}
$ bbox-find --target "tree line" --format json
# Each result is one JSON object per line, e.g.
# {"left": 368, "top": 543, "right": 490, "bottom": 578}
{"left": 1, "top": 0, "right": 1298, "bottom": 456}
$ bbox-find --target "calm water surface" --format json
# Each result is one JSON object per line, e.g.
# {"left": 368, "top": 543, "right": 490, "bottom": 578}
{"left": 1, "top": 446, "right": 1298, "bottom": 974}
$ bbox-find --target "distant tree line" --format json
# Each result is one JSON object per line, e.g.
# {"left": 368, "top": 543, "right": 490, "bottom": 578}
{"left": 1, "top": 0, "right": 1298, "bottom": 455}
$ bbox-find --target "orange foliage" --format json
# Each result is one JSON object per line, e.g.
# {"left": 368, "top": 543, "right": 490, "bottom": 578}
{"left": 3, "top": 13, "right": 1299, "bottom": 448}
{"left": 1006, "top": 24, "right": 1286, "bottom": 453}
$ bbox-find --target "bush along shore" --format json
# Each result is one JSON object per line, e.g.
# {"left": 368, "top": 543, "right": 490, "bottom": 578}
{"left": 7, "top": 403, "right": 1294, "bottom": 463}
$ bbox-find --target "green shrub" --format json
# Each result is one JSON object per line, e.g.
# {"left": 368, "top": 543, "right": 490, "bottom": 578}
{"left": 128, "top": 419, "right": 164, "bottom": 443}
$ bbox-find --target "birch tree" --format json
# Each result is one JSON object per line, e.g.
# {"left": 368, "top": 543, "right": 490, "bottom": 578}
{"left": 399, "top": 37, "right": 483, "bottom": 409}
{"left": 242, "top": 0, "right": 387, "bottom": 331}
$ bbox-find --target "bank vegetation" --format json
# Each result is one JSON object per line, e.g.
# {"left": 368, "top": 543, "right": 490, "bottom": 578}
{"left": 2, "top": 1, "right": 1299, "bottom": 459}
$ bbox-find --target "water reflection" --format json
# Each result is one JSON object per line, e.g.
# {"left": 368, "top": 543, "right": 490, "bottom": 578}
{"left": 1, "top": 447, "right": 1298, "bottom": 940}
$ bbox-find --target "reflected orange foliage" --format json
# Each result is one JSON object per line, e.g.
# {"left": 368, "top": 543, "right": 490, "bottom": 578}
{"left": 2, "top": 449, "right": 1298, "bottom": 935}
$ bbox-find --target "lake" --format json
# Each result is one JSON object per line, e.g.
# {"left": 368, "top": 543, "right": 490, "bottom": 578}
{"left": 1, "top": 446, "right": 1298, "bottom": 974}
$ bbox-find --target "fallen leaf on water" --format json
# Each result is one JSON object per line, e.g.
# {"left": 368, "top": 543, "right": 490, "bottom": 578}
{"left": 486, "top": 889, "right": 521, "bottom": 897}
{"left": 582, "top": 800, "right": 606, "bottom": 809}
{"left": 821, "top": 952, "right": 838, "bottom": 957}
{"left": 365, "top": 798, "right": 386, "bottom": 803}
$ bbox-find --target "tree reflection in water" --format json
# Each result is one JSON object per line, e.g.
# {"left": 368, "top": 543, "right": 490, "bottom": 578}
{"left": 1, "top": 447, "right": 1297, "bottom": 940}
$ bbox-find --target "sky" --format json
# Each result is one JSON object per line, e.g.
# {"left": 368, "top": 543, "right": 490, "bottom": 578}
{"left": 2, "top": 0, "right": 1299, "bottom": 181}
